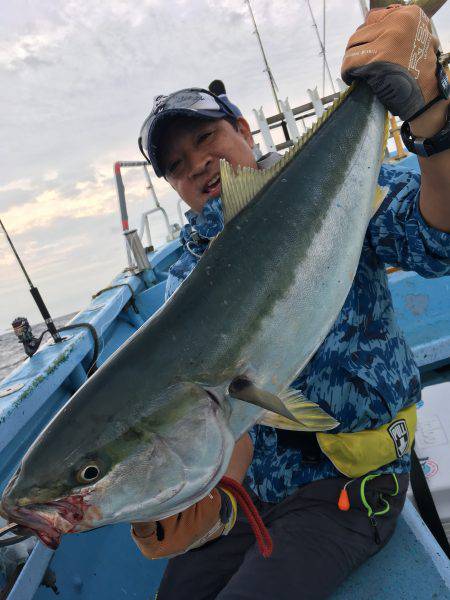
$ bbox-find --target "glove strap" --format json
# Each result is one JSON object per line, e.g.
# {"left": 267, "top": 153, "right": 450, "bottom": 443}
{"left": 408, "top": 93, "right": 447, "bottom": 123}
{"left": 220, "top": 476, "right": 273, "bottom": 558}
{"left": 408, "top": 56, "right": 449, "bottom": 123}
{"left": 401, "top": 59, "right": 450, "bottom": 157}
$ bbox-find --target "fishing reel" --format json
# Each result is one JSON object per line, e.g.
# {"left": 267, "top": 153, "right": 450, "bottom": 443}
{"left": 12, "top": 317, "right": 43, "bottom": 358}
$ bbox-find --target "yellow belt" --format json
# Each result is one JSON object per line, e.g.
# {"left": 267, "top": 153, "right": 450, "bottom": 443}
{"left": 317, "top": 404, "right": 417, "bottom": 478}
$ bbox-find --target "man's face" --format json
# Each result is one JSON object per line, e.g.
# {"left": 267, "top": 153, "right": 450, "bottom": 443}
{"left": 160, "top": 116, "right": 257, "bottom": 213}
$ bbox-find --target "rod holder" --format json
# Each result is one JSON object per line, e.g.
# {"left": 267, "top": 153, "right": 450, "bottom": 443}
{"left": 124, "top": 229, "right": 151, "bottom": 272}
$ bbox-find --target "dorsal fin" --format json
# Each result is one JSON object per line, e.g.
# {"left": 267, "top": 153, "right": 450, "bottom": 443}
{"left": 220, "top": 84, "right": 354, "bottom": 225}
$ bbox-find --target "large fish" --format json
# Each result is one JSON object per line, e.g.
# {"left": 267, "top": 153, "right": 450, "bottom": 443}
{"left": 1, "top": 81, "right": 389, "bottom": 548}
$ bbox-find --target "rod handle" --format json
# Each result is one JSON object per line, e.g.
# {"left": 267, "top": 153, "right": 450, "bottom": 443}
{"left": 29, "top": 287, "right": 62, "bottom": 343}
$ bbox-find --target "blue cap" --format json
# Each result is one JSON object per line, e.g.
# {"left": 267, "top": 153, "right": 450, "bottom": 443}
{"left": 138, "top": 88, "right": 236, "bottom": 177}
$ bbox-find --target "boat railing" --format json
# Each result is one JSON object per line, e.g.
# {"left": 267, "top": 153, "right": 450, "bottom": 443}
{"left": 251, "top": 89, "right": 341, "bottom": 151}
{"left": 252, "top": 46, "right": 450, "bottom": 157}
{"left": 251, "top": 87, "right": 408, "bottom": 159}
{"left": 114, "top": 160, "right": 181, "bottom": 269}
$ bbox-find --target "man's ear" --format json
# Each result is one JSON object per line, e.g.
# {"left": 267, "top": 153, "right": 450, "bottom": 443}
{"left": 236, "top": 117, "right": 254, "bottom": 149}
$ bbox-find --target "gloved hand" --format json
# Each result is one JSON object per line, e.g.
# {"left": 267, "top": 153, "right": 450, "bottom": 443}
{"left": 131, "top": 486, "right": 237, "bottom": 559}
{"left": 341, "top": 4, "right": 448, "bottom": 121}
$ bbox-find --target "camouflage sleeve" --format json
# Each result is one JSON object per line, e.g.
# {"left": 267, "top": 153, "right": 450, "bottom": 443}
{"left": 164, "top": 249, "right": 199, "bottom": 301}
{"left": 165, "top": 271, "right": 185, "bottom": 301}
{"left": 367, "top": 164, "right": 450, "bottom": 277}
{"left": 247, "top": 426, "right": 257, "bottom": 447}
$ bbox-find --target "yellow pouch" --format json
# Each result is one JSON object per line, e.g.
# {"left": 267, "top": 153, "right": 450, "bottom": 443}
{"left": 317, "top": 404, "right": 417, "bottom": 478}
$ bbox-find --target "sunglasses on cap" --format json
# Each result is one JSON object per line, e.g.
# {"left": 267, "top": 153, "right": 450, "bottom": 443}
{"left": 138, "top": 88, "right": 236, "bottom": 177}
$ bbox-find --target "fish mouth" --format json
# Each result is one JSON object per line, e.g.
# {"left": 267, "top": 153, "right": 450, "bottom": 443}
{"left": 1, "top": 496, "right": 87, "bottom": 550}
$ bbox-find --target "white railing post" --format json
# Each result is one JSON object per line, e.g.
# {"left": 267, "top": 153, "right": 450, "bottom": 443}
{"left": 144, "top": 216, "right": 152, "bottom": 248}
{"left": 307, "top": 86, "right": 325, "bottom": 118}
{"left": 279, "top": 98, "right": 300, "bottom": 142}
{"left": 253, "top": 107, "right": 276, "bottom": 153}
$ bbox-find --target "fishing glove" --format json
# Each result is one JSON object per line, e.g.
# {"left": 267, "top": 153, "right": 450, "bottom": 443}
{"left": 131, "top": 487, "right": 237, "bottom": 559}
{"left": 341, "top": 4, "right": 448, "bottom": 121}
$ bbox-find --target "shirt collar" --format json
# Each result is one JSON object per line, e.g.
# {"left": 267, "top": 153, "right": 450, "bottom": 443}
{"left": 183, "top": 196, "right": 224, "bottom": 242}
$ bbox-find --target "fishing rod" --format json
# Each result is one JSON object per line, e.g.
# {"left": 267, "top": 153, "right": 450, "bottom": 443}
{"left": 244, "top": 0, "right": 290, "bottom": 142}
{"left": 0, "top": 218, "right": 62, "bottom": 345}
{"left": 358, "top": 0, "right": 369, "bottom": 17}
{"left": 305, "top": 0, "right": 336, "bottom": 94}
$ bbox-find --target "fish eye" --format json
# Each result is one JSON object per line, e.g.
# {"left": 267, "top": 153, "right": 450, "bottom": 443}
{"left": 76, "top": 463, "right": 101, "bottom": 484}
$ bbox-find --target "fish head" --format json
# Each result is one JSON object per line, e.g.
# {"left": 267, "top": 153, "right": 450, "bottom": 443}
{"left": 1, "top": 381, "right": 235, "bottom": 548}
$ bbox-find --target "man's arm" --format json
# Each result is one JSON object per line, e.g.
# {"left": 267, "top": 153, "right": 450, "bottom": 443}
{"left": 412, "top": 98, "right": 450, "bottom": 232}
{"left": 222, "top": 432, "right": 254, "bottom": 482}
{"left": 341, "top": 4, "right": 450, "bottom": 272}
{"left": 366, "top": 163, "right": 450, "bottom": 276}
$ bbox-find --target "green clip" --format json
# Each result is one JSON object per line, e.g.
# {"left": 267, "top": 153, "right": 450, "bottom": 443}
{"left": 360, "top": 473, "right": 399, "bottom": 518}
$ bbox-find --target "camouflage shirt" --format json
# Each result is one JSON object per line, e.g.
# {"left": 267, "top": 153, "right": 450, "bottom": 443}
{"left": 165, "top": 162, "right": 450, "bottom": 503}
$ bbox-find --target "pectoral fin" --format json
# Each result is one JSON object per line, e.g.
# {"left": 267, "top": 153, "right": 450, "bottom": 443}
{"left": 258, "top": 388, "right": 340, "bottom": 432}
{"left": 228, "top": 377, "right": 299, "bottom": 422}
{"left": 228, "top": 378, "right": 339, "bottom": 431}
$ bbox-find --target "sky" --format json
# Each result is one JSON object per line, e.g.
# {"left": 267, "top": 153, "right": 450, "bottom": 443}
{"left": 0, "top": 0, "right": 449, "bottom": 333}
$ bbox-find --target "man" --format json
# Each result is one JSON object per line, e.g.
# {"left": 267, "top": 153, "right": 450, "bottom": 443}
{"left": 133, "top": 5, "right": 450, "bottom": 599}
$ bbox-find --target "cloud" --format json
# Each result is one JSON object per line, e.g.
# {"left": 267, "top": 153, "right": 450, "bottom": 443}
{"left": 0, "top": 155, "right": 179, "bottom": 237}
{"left": 0, "top": 27, "right": 68, "bottom": 71}
{"left": 43, "top": 170, "right": 58, "bottom": 182}
{"left": 0, "top": 178, "right": 35, "bottom": 193}
{"left": 1, "top": 164, "right": 113, "bottom": 235}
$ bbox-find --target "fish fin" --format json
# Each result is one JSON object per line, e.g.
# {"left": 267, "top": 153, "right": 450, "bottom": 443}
{"left": 258, "top": 389, "right": 339, "bottom": 432}
{"left": 220, "top": 161, "right": 272, "bottom": 223}
{"left": 372, "top": 185, "right": 389, "bottom": 216}
{"left": 220, "top": 85, "right": 355, "bottom": 225}
{"left": 228, "top": 377, "right": 299, "bottom": 422}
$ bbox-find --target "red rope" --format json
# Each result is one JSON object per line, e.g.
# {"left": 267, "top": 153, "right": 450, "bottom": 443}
{"left": 220, "top": 476, "right": 273, "bottom": 558}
